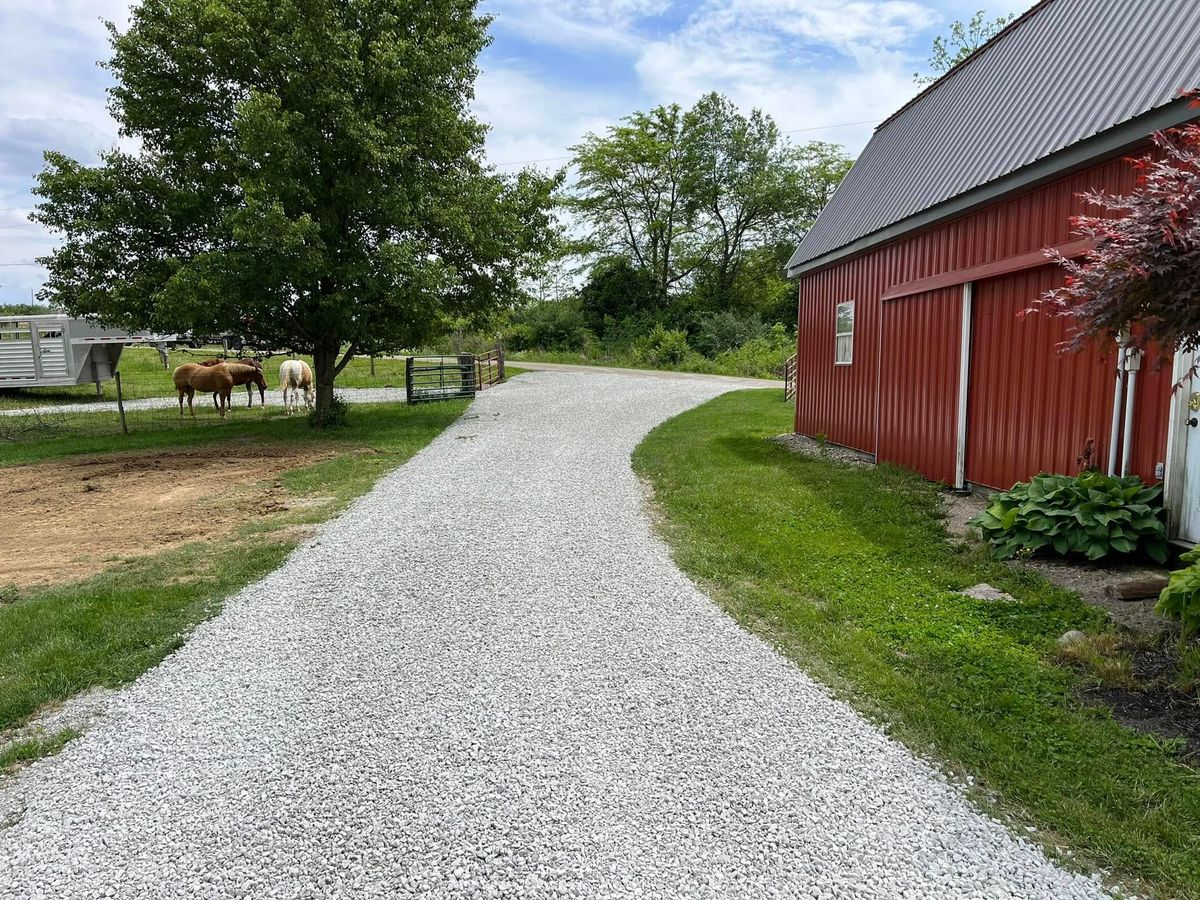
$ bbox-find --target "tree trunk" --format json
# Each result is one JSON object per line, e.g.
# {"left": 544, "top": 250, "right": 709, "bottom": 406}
{"left": 312, "top": 344, "right": 339, "bottom": 420}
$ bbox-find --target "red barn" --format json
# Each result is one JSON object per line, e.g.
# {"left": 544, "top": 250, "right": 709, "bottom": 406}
{"left": 788, "top": 0, "right": 1200, "bottom": 542}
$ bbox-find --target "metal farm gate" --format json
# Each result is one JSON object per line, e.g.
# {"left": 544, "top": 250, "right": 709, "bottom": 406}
{"left": 404, "top": 348, "right": 505, "bottom": 404}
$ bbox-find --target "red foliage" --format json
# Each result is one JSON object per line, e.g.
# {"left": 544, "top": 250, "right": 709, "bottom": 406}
{"left": 1040, "top": 100, "right": 1200, "bottom": 355}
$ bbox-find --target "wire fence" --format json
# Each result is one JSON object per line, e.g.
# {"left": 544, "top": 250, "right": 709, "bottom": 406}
{"left": 0, "top": 347, "right": 413, "bottom": 443}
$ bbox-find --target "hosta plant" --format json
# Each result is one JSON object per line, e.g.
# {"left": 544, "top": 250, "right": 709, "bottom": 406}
{"left": 1157, "top": 547, "right": 1200, "bottom": 644}
{"left": 969, "top": 471, "right": 1168, "bottom": 563}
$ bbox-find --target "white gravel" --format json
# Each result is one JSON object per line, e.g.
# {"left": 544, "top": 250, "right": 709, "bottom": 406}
{"left": 0, "top": 386, "right": 408, "bottom": 417}
{"left": 0, "top": 371, "right": 1112, "bottom": 899}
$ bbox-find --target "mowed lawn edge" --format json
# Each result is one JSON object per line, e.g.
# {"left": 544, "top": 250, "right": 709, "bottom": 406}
{"left": 0, "top": 399, "right": 471, "bottom": 768}
{"left": 631, "top": 390, "right": 1200, "bottom": 900}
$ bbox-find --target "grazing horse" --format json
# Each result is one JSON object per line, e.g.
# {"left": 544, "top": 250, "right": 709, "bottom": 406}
{"left": 279, "top": 359, "right": 314, "bottom": 415}
{"left": 199, "top": 358, "right": 267, "bottom": 408}
{"left": 173, "top": 363, "right": 234, "bottom": 418}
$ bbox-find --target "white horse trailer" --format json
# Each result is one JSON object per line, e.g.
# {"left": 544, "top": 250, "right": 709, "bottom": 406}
{"left": 0, "top": 314, "right": 148, "bottom": 390}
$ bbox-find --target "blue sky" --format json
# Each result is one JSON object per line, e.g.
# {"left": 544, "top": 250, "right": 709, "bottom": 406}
{"left": 0, "top": 0, "right": 1031, "bottom": 303}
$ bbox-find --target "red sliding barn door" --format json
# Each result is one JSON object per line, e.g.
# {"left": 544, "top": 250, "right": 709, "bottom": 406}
{"left": 876, "top": 288, "right": 963, "bottom": 484}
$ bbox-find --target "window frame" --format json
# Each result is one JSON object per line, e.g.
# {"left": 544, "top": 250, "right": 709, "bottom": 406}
{"left": 834, "top": 301, "right": 854, "bottom": 366}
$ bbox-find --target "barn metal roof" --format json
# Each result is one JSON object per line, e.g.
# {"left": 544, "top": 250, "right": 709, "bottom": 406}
{"left": 787, "top": 0, "right": 1200, "bottom": 276}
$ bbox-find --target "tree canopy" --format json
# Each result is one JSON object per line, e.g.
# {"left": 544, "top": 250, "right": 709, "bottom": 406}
{"left": 1041, "top": 115, "right": 1200, "bottom": 355}
{"left": 566, "top": 92, "right": 852, "bottom": 319}
{"left": 33, "top": 0, "right": 559, "bottom": 419}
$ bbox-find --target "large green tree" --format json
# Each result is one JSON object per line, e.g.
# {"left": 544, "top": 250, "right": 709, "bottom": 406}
{"left": 682, "top": 92, "right": 852, "bottom": 309}
{"left": 568, "top": 105, "right": 697, "bottom": 303}
{"left": 568, "top": 93, "right": 852, "bottom": 321}
{"left": 33, "top": 0, "right": 558, "bottom": 419}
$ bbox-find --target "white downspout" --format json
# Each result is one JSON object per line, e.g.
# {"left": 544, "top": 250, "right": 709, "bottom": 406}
{"left": 1107, "top": 333, "right": 1129, "bottom": 476}
{"left": 954, "top": 282, "right": 973, "bottom": 490}
{"left": 1121, "top": 347, "right": 1143, "bottom": 476}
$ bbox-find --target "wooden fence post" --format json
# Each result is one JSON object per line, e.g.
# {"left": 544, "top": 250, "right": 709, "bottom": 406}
{"left": 405, "top": 356, "right": 414, "bottom": 403}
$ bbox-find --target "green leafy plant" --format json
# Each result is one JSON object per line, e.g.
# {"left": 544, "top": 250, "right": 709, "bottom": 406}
{"left": 639, "top": 325, "right": 692, "bottom": 366}
{"left": 969, "top": 471, "right": 1168, "bottom": 563}
{"left": 309, "top": 395, "right": 348, "bottom": 430}
{"left": 1157, "top": 547, "right": 1200, "bottom": 645}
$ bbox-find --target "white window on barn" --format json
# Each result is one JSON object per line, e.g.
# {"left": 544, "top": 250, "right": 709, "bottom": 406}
{"left": 834, "top": 301, "right": 854, "bottom": 365}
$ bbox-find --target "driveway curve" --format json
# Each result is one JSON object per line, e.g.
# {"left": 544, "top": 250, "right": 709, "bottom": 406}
{"left": 0, "top": 371, "right": 1109, "bottom": 899}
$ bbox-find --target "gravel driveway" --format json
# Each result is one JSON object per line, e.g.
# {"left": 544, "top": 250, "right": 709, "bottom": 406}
{"left": 0, "top": 371, "right": 1110, "bottom": 899}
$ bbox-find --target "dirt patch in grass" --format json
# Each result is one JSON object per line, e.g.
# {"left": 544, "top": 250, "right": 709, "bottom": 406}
{"left": 0, "top": 444, "right": 336, "bottom": 587}
{"left": 1075, "top": 638, "right": 1200, "bottom": 761}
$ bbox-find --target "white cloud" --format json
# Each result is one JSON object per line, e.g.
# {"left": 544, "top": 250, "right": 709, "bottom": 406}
{"left": 632, "top": 0, "right": 935, "bottom": 152}
{"left": 474, "top": 65, "right": 626, "bottom": 170}
{"left": 483, "top": 0, "right": 672, "bottom": 54}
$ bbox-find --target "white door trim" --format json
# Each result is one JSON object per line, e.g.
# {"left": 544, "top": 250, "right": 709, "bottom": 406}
{"left": 1164, "top": 349, "right": 1191, "bottom": 540}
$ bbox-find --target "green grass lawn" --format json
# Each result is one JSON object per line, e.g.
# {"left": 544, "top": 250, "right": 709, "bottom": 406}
{"left": 633, "top": 390, "right": 1200, "bottom": 899}
{"left": 0, "top": 399, "right": 468, "bottom": 763}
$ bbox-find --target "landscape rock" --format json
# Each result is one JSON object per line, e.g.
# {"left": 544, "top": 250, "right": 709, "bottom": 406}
{"left": 959, "top": 583, "right": 1017, "bottom": 603}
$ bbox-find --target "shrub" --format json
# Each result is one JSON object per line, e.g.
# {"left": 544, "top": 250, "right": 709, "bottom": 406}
{"left": 639, "top": 325, "right": 692, "bottom": 366}
{"left": 711, "top": 323, "right": 794, "bottom": 379}
{"left": 309, "top": 394, "right": 348, "bottom": 429}
{"left": 505, "top": 300, "right": 591, "bottom": 351}
{"left": 969, "top": 471, "right": 1168, "bottom": 563}
{"left": 693, "top": 311, "right": 768, "bottom": 356}
{"left": 1157, "top": 547, "right": 1200, "bottom": 643}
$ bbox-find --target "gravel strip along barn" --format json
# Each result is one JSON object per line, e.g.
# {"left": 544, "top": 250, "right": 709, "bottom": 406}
{"left": 0, "top": 372, "right": 1109, "bottom": 899}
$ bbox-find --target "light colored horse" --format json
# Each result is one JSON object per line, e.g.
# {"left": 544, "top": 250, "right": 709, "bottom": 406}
{"left": 173, "top": 363, "right": 233, "bottom": 417}
{"left": 279, "top": 359, "right": 314, "bottom": 415}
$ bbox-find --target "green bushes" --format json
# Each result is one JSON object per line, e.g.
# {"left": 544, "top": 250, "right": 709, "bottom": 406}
{"left": 710, "top": 323, "right": 793, "bottom": 379}
{"left": 639, "top": 325, "right": 693, "bottom": 366}
{"left": 1157, "top": 547, "right": 1200, "bottom": 641}
{"left": 969, "top": 471, "right": 1168, "bottom": 563}
{"left": 505, "top": 300, "right": 590, "bottom": 352}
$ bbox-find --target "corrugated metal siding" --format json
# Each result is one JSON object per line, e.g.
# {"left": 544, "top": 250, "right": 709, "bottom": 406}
{"left": 878, "top": 290, "right": 962, "bottom": 483}
{"left": 1129, "top": 351, "right": 1176, "bottom": 482}
{"left": 788, "top": 0, "right": 1200, "bottom": 270}
{"left": 966, "top": 267, "right": 1115, "bottom": 490}
{"left": 794, "top": 149, "right": 1171, "bottom": 487}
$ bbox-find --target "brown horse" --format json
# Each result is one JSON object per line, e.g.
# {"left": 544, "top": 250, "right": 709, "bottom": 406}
{"left": 199, "top": 358, "right": 267, "bottom": 407}
{"left": 173, "top": 363, "right": 234, "bottom": 417}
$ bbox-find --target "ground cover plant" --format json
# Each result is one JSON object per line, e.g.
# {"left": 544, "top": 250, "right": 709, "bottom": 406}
{"left": 970, "top": 471, "right": 1169, "bottom": 563}
{"left": 1157, "top": 548, "right": 1200, "bottom": 644}
{"left": 0, "top": 398, "right": 469, "bottom": 768}
{"left": 633, "top": 390, "right": 1200, "bottom": 897}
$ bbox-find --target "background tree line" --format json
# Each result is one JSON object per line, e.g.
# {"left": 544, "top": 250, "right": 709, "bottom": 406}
{"left": 490, "top": 92, "right": 852, "bottom": 378}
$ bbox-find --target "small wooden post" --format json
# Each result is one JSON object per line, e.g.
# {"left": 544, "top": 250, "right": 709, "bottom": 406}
{"left": 405, "top": 356, "right": 414, "bottom": 403}
{"left": 458, "top": 353, "right": 475, "bottom": 394}
{"left": 115, "top": 371, "right": 128, "bottom": 435}
{"left": 496, "top": 344, "right": 506, "bottom": 382}
{"left": 370, "top": 355, "right": 376, "bottom": 378}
